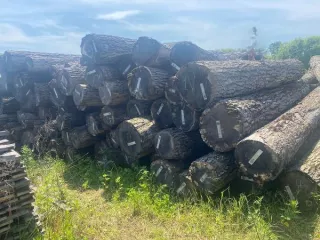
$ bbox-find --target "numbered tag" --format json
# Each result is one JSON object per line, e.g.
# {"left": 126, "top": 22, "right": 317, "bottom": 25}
{"left": 123, "top": 64, "right": 131, "bottom": 75}
{"left": 127, "top": 141, "right": 136, "bottom": 146}
{"left": 176, "top": 182, "right": 186, "bottom": 194}
{"left": 200, "top": 83, "right": 207, "bottom": 100}
{"left": 134, "top": 104, "right": 141, "bottom": 116}
{"left": 87, "top": 70, "right": 96, "bottom": 75}
{"left": 135, "top": 77, "right": 141, "bottom": 92}
{"left": 156, "top": 135, "right": 161, "bottom": 149}
{"left": 248, "top": 149, "right": 263, "bottom": 165}
{"left": 25, "top": 90, "right": 31, "bottom": 96}
{"left": 103, "top": 112, "right": 112, "bottom": 116}
{"left": 66, "top": 132, "right": 70, "bottom": 142}
{"left": 169, "top": 88, "right": 176, "bottom": 93}
{"left": 92, "top": 40, "right": 98, "bottom": 52}
{"left": 155, "top": 166, "right": 163, "bottom": 177}
{"left": 171, "top": 62, "right": 180, "bottom": 71}
{"left": 285, "top": 185, "right": 295, "bottom": 200}
{"left": 216, "top": 121, "right": 223, "bottom": 138}
{"left": 181, "top": 110, "right": 185, "bottom": 125}
{"left": 157, "top": 104, "right": 164, "bottom": 115}
{"left": 200, "top": 173, "right": 208, "bottom": 183}
{"left": 53, "top": 88, "right": 58, "bottom": 98}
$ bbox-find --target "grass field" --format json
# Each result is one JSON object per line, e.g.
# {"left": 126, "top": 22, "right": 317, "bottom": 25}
{"left": 20, "top": 147, "right": 320, "bottom": 240}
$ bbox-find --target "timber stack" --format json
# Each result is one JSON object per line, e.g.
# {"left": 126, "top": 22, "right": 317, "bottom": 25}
{"left": 0, "top": 34, "right": 319, "bottom": 213}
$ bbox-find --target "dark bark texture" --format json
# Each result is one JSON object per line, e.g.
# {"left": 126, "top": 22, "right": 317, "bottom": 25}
{"left": 85, "top": 65, "right": 121, "bottom": 89}
{"left": 189, "top": 151, "right": 237, "bottom": 194}
{"left": 200, "top": 82, "right": 312, "bottom": 152}
{"left": 48, "top": 79, "right": 68, "bottom": 107}
{"left": 108, "top": 128, "right": 120, "bottom": 149}
{"left": 171, "top": 103, "right": 200, "bottom": 132}
{"left": 116, "top": 54, "right": 136, "bottom": 78}
{"left": 118, "top": 117, "right": 160, "bottom": 158}
{"left": 56, "top": 111, "right": 86, "bottom": 131}
{"left": 70, "top": 125, "right": 99, "bottom": 149}
{"left": 165, "top": 76, "right": 182, "bottom": 105}
{"left": 100, "top": 105, "right": 127, "bottom": 128}
{"left": 59, "top": 64, "right": 86, "bottom": 96}
{"left": 132, "top": 37, "right": 172, "bottom": 68}
{"left": 128, "top": 66, "right": 169, "bottom": 100}
{"left": 126, "top": 99, "right": 152, "bottom": 118}
{"left": 34, "top": 83, "right": 51, "bottom": 107}
{"left": 151, "top": 99, "right": 173, "bottom": 129}
{"left": 176, "top": 59, "right": 305, "bottom": 110}
{"left": 73, "top": 84, "right": 103, "bottom": 108}
{"left": 98, "top": 81, "right": 130, "bottom": 106}
{"left": 236, "top": 87, "right": 320, "bottom": 183}
{"left": 81, "top": 34, "right": 136, "bottom": 65}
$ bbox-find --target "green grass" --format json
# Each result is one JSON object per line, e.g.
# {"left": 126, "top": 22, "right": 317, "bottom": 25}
{"left": 20, "top": 147, "right": 320, "bottom": 240}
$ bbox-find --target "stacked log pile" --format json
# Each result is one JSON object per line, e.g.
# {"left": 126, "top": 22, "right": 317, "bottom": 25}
{"left": 0, "top": 36, "right": 319, "bottom": 212}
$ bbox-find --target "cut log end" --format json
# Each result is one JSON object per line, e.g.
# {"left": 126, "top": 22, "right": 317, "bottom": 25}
{"left": 200, "top": 103, "right": 241, "bottom": 152}
{"left": 151, "top": 99, "right": 173, "bottom": 129}
{"left": 118, "top": 121, "right": 142, "bottom": 157}
{"left": 171, "top": 104, "right": 200, "bottom": 132}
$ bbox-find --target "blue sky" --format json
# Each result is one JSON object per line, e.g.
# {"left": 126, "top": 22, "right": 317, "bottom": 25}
{"left": 1, "top": 0, "right": 319, "bottom": 54}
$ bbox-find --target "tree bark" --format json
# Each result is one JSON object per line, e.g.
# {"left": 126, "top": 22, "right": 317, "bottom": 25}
{"left": 47, "top": 138, "right": 66, "bottom": 158}
{"left": 200, "top": 82, "right": 312, "bottom": 152}
{"left": 176, "top": 59, "right": 305, "bottom": 110}
{"left": 85, "top": 65, "right": 121, "bottom": 89}
{"left": 165, "top": 76, "right": 182, "bottom": 105}
{"left": 128, "top": 66, "right": 169, "bottom": 100}
{"left": 98, "top": 81, "right": 130, "bottom": 106}
{"left": 100, "top": 105, "right": 127, "bottom": 128}
{"left": 170, "top": 41, "right": 219, "bottom": 73}
{"left": 17, "top": 111, "right": 38, "bottom": 129}
{"left": 86, "top": 112, "right": 109, "bottom": 136}
{"left": 236, "top": 87, "right": 320, "bottom": 184}
{"left": 12, "top": 72, "right": 33, "bottom": 103}
{"left": 126, "top": 99, "right": 152, "bottom": 118}
{"left": 56, "top": 111, "right": 86, "bottom": 131}
{"left": 189, "top": 151, "right": 237, "bottom": 194}
{"left": 58, "top": 64, "right": 86, "bottom": 96}
{"left": 0, "top": 98, "right": 20, "bottom": 114}
{"left": 279, "top": 132, "right": 320, "bottom": 212}
{"left": 150, "top": 159, "right": 184, "bottom": 189}
{"left": 154, "top": 128, "right": 210, "bottom": 160}
{"left": 171, "top": 103, "right": 200, "bottom": 132}
{"left": 118, "top": 117, "right": 160, "bottom": 158}
{"left": 34, "top": 83, "right": 51, "bottom": 107}
{"left": 116, "top": 54, "right": 136, "bottom": 78}
{"left": 132, "top": 37, "right": 172, "bottom": 68}
{"left": 151, "top": 99, "right": 173, "bottom": 129}
{"left": 310, "top": 56, "right": 320, "bottom": 82}
{"left": 48, "top": 79, "right": 68, "bottom": 107}
{"left": 73, "top": 84, "right": 103, "bottom": 108}
{"left": 10, "top": 126, "right": 24, "bottom": 142}
{"left": 80, "top": 34, "right": 136, "bottom": 65}
{"left": 70, "top": 125, "right": 99, "bottom": 149}
{"left": 25, "top": 53, "right": 80, "bottom": 75}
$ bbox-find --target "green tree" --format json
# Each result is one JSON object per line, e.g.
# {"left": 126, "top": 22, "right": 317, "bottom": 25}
{"left": 270, "top": 36, "right": 320, "bottom": 68}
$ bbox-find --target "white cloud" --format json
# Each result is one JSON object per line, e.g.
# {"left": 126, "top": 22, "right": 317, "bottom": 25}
{"left": 97, "top": 10, "right": 141, "bottom": 20}
{"left": 0, "top": 24, "right": 32, "bottom": 43}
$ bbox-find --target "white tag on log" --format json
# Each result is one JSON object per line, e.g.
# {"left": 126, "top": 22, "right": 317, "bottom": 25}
{"left": 53, "top": 88, "right": 58, "bottom": 98}
{"left": 285, "top": 185, "right": 295, "bottom": 200}
{"left": 248, "top": 149, "right": 263, "bottom": 165}
{"left": 61, "top": 121, "right": 64, "bottom": 130}
{"left": 200, "top": 83, "right": 207, "bottom": 100}
{"left": 66, "top": 132, "right": 70, "bottom": 142}
{"left": 156, "top": 135, "right": 161, "bottom": 149}
{"left": 25, "top": 90, "right": 30, "bottom": 96}
{"left": 111, "top": 138, "right": 116, "bottom": 144}
{"left": 135, "top": 77, "right": 141, "bottom": 92}
{"left": 200, "top": 173, "right": 208, "bottom": 183}
{"left": 87, "top": 70, "right": 96, "bottom": 75}
{"left": 241, "top": 176, "right": 254, "bottom": 182}
{"left": 176, "top": 182, "right": 186, "bottom": 194}
{"left": 92, "top": 121, "right": 96, "bottom": 131}
{"left": 123, "top": 64, "right": 131, "bottom": 75}
{"left": 60, "top": 107, "right": 65, "bottom": 112}
{"left": 134, "top": 104, "right": 141, "bottom": 116}
{"left": 103, "top": 112, "right": 112, "bottom": 116}
{"left": 155, "top": 166, "right": 163, "bottom": 177}
{"left": 92, "top": 40, "right": 98, "bottom": 53}
{"left": 67, "top": 152, "right": 72, "bottom": 161}
{"left": 216, "top": 120, "right": 223, "bottom": 139}
{"left": 75, "top": 89, "right": 81, "bottom": 96}
{"left": 19, "top": 79, "right": 23, "bottom": 86}
{"left": 157, "top": 104, "right": 164, "bottom": 115}
{"left": 169, "top": 88, "right": 176, "bottom": 93}
{"left": 171, "top": 62, "right": 180, "bottom": 71}
{"left": 181, "top": 110, "right": 185, "bottom": 125}
{"left": 127, "top": 141, "right": 136, "bottom": 146}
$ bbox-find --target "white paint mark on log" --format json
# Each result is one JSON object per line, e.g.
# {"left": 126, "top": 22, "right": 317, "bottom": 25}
{"left": 134, "top": 104, "right": 141, "bottom": 116}
{"left": 60, "top": 108, "right": 65, "bottom": 112}
{"left": 193, "top": 181, "right": 199, "bottom": 186}
{"left": 87, "top": 70, "right": 96, "bottom": 75}
{"left": 200, "top": 83, "right": 207, "bottom": 100}
{"left": 169, "top": 88, "right": 176, "bottom": 93}
{"left": 92, "top": 40, "right": 98, "bottom": 53}
{"left": 171, "top": 62, "right": 180, "bottom": 71}
{"left": 75, "top": 90, "right": 81, "bottom": 96}
{"left": 285, "top": 185, "right": 295, "bottom": 200}
{"left": 127, "top": 141, "right": 136, "bottom": 146}
{"left": 176, "top": 182, "right": 186, "bottom": 194}
{"left": 156, "top": 135, "right": 161, "bottom": 149}
{"left": 61, "top": 121, "right": 64, "bottom": 130}
{"left": 111, "top": 138, "right": 116, "bottom": 144}
{"left": 19, "top": 79, "right": 23, "bottom": 86}
{"left": 68, "top": 152, "right": 72, "bottom": 161}
{"left": 200, "top": 173, "right": 208, "bottom": 183}
{"left": 66, "top": 132, "right": 70, "bottom": 142}
{"left": 25, "top": 90, "right": 30, "bottom": 96}
{"left": 248, "top": 149, "right": 263, "bottom": 165}
{"left": 155, "top": 166, "right": 163, "bottom": 177}
{"left": 123, "top": 64, "right": 131, "bottom": 75}
{"left": 241, "top": 176, "right": 254, "bottom": 182}
{"left": 216, "top": 120, "right": 223, "bottom": 139}
{"left": 181, "top": 110, "right": 185, "bottom": 125}
{"left": 135, "top": 77, "right": 141, "bottom": 93}
{"left": 103, "top": 112, "right": 112, "bottom": 116}
{"left": 53, "top": 88, "right": 58, "bottom": 98}
{"left": 157, "top": 104, "right": 164, "bottom": 115}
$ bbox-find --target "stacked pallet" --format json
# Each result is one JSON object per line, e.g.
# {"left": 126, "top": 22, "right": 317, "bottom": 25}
{"left": 0, "top": 35, "right": 320, "bottom": 212}
{"left": 0, "top": 130, "right": 36, "bottom": 239}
